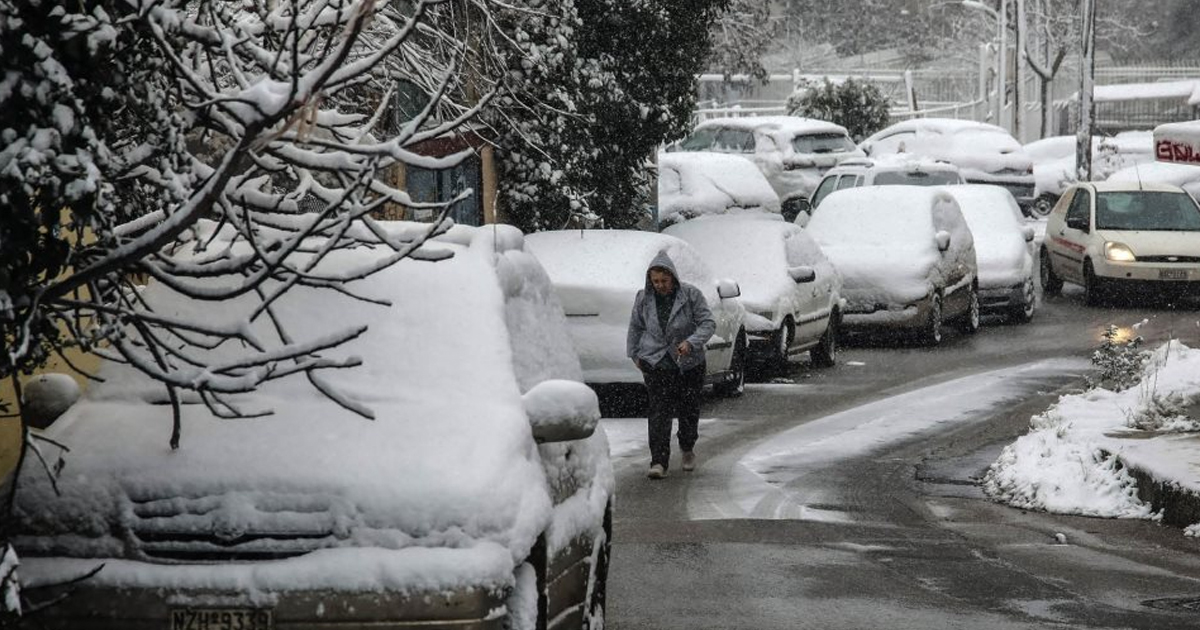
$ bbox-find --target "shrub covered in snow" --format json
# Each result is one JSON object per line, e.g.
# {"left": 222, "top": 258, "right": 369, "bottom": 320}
{"left": 787, "top": 78, "right": 891, "bottom": 142}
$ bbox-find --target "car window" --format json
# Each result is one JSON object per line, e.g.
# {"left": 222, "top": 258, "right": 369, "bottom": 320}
{"left": 1066, "top": 189, "right": 1091, "bottom": 229}
{"left": 679, "top": 127, "right": 719, "bottom": 151}
{"left": 783, "top": 228, "right": 827, "bottom": 267}
{"left": 1095, "top": 191, "right": 1200, "bottom": 231}
{"left": 792, "top": 132, "right": 856, "bottom": 155}
{"left": 811, "top": 175, "right": 840, "bottom": 208}
{"left": 714, "top": 128, "right": 755, "bottom": 153}
{"left": 873, "top": 170, "right": 962, "bottom": 186}
{"left": 834, "top": 175, "right": 860, "bottom": 191}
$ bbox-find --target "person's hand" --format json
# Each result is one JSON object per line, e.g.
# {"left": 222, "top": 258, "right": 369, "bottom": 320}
{"left": 633, "top": 358, "right": 644, "bottom": 371}
{"left": 677, "top": 341, "right": 691, "bottom": 356}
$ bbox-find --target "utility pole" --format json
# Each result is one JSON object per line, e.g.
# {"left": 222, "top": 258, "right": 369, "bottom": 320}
{"left": 1076, "top": 0, "right": 1097, "bottom": 181}
{"left": 999, "top": 0, "right": 1008, "bottom": 132}
{"left": 1014, "top": 0, "right": 1025, "bottom": 141}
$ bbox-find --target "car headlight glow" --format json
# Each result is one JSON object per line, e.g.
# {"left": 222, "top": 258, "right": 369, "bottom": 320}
{"left": 1104, "top": 241, "right": 1136, "bottom": 263}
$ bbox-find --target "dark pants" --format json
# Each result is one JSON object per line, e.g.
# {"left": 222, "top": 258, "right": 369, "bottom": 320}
{"left": 643, "top": 359, "right": 705, "bottom": 469}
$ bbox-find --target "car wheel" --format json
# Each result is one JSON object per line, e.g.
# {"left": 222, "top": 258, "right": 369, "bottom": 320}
{"left": 1083, "top": 259, "right": 1107, "bottom": 307}
{"left": 958, "top": 284, "right": 980, "bottom": 334}
{"left": 1030, "top": 193, "right": 1057, "bottom": 218}
{"left": 1007, "top": 278, "right": 1036, "bottom": 324}
{"left": 924, "top": 294, "right": 943, "bottom": 346}
{"left": 810, "top": 311, "right": 838, "bottom": 368}
{"left": 1039, "top": 247, "right": 1063, "bottom": 295}
{"left": 772, "top": 319, "right": 793, "bottom": 373}
{"left": 714, "top": 331, "right": 746, "bottom": 398}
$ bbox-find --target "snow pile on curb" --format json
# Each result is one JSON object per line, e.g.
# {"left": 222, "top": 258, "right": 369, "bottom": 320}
{"left": 984, "top": 340, "right": 1200, "bottom": 522}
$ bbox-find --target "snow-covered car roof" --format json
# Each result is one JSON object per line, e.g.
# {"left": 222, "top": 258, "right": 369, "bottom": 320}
{"left": 1085, "top": 178, "right": 1190, "bottom": 194}
{"left": 525, "top": 229, "right": 716, "bottom": 298}
{"left": 693, "top": 116, "right": 850, "bottom": 137}
{"left": 663, "top": 215, "right": 805, "bottom": 310}
{"left": 657, "top": 152, "right": 781, "bottom": 225}
{"left": 833, "top": 154, "right": 962, "bottom": 173}
{"left": 16, "top": 222, "right": 596, "bottom": 592}
{"left": 808, "top": 186, "right": 956, "bottom": 245}
{"left": 861, "top": 118, "right": 1031, "bottom": 178}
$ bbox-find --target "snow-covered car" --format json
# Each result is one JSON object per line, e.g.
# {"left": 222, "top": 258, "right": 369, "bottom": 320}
{"left": 859, "top": 118, "right": 1035, "bottom": 213}
{"left": 805, "top": 186, "right": 979, "bottom": 344}
{"left": 672, "top": 116, "right": 864, "bottom": 205}
{"left": 663, "top": 215, "right": 843, "bottom": 371}
{"left": 807, "top": 154, "right": 966, "bottom": 211}
{"left": 945, "top": 185, "right": 1038, "bottom": 323}
{"left": 1106, "top": 161, "right": 1200, "bottom": 200}
{"left": 656, "top": 152, "right": 781, "bottom": 226}
{"left": 1025, "top": 131, "right": 1154, "bottom": 216}
{"left": 13, "top": 223, "right": 614, "bottom": 630}
{"left": 1041, "top": 181, "right": 1200, "bottom": 304}
{"left": 526, "top": 230, "right": 748, "bottom": 396}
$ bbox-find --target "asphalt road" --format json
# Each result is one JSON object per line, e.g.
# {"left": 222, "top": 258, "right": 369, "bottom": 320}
{"left": 604, "top": 285, "right": 1200, "bottom": 630}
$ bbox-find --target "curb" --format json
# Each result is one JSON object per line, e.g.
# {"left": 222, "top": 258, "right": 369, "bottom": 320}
{"left": 1124, "top": 461, "right": 1200, "bottom": 528}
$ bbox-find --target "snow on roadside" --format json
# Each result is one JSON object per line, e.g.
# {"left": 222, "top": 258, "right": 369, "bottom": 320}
{"left": 984, "top": 340, "right": 1200, "bottom": 525}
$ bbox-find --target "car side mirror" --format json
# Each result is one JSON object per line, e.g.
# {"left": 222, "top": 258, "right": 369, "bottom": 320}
{"left": 860, "top": 142, "right": 873, "bottom": 156}
{"left": 1021, "top": 226, "right": 1035, "bottom": 242}
{"left": 523, "top": 380, "right": 600, "bottom": 443}
{"left": 781, "top": 196, "right": 812, "bottom": 223}
{"left": 935, "top": 230, "right": 952, "bottom": 252}
{"left": 717, "top": 278, "right": 741, "bottom": 299}
{"left": 1066, "top": 215, "right": 1089, "bottom": 232}
{"left": 788, "top": 266, "right": 816, "bottom": 283}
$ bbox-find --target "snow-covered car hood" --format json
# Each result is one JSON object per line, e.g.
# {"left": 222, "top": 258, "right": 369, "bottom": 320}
{"left": 15, "top": 224, "right": 604, "bottom": 594}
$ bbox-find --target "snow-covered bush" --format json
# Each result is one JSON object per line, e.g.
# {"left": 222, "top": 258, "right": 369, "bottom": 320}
{"left": 1087, "top": 325, "right": 1147, "bottom": 391}
{"left": 787, "top": 78, "right": 891, "bottom": 142}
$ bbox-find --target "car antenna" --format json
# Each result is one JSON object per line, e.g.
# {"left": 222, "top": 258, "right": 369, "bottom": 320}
{"left": 1133, "top": 161, "right": 1144, "bottom": 191}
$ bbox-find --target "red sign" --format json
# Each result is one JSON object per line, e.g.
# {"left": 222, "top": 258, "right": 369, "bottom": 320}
{"left": 1155, "top": 139, "right": 1200, "bottom": 164}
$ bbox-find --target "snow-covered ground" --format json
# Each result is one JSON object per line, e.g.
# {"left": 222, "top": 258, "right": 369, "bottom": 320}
{"left": 984, "top": 340, "right": 1200, "bottom": 536}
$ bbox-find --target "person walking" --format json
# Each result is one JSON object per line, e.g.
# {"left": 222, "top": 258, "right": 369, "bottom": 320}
{"left": 627, "top": 251, "right": 716, "bottom": 479}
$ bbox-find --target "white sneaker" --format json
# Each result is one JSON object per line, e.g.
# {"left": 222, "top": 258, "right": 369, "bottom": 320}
{"left": 681, "top": 451, "right": 696, "bottom": 472}
{"left": 647, "top": 464, "right": 667, "bottom": 479}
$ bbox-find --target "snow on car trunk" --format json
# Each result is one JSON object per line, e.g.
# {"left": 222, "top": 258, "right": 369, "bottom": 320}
{"left": 806, "top": 187, "right": 943, "bottom": 308}
{"left": 946, "top": 185, "right": 1031, "bottom": 289}
{"left": 16, "top": 223, "right": 562, "bottom": 594}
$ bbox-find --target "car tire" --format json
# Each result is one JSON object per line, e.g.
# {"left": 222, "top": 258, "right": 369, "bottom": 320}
{"left": 714, "top": 331, "right": 746, "bottom": 398}
{"left": 810, "top": 311, "right": 838, "bottom": 368}
{"left": 1040, "top": 247, "right": 1063, "bottom": 295}
{"left": 772, "top": 319, "right": 793, "bottom": 373}
{"left": 1007, "top": 278, "right": 1036, "bottom": 324}
{"left": 1030, "top": 193, "right": 1057, "bottom": 218}
{"left": 924, "top": 294, "right": 944, "bottom": 346}
{"left": 958, "top": 284, "right": 980, "bottom": 334}
{"left": 1083, "top": 259, "right": 1107, "bottom": 307}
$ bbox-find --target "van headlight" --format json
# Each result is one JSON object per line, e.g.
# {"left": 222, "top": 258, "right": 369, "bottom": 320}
{"left": 1104, "top": 241, "right": 1136, "bottom": 262}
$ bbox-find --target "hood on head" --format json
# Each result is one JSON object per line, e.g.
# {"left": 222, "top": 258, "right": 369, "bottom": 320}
{"left": 645, "top": 250, "right": 680, "bottom": 292}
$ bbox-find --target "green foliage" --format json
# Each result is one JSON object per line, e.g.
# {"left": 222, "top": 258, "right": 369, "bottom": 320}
{"left": 1087, "top": 325, "right": 1146, "bottom": 391}
{"left": 494, "top": 0, "right": 728, "bottom": 232}
{"left": 787, "top": 78, "right": 891, "bottom": 142}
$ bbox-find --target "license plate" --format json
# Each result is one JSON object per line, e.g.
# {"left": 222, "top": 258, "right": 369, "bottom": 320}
{"left": 170, "top": 608, "right": 273, "bottom": 630}
{"left": 1159, "top": 269, "right": 1189, "bottom": 280}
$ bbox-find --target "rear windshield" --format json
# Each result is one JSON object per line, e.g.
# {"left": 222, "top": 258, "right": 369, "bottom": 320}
{"left": 792, "top": 132, "right": 855, "bottom": 155}
{"left": 873, "top": 171, "right": 962, "bottom": 186}
{"left": 679, "top": 128, "right": 719, "bottom": 150}
{"left": 1095, "top": 191, "right": 1200, "bottom": 231}
{"left": 679, "top": 127, "right": 755, "bottom": 152}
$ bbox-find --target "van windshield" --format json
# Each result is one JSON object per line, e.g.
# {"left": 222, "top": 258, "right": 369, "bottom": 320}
{"left": 874, "top": 171, "right": 961, "bottom": 186}
{"left": 1095, "top": 191, "right": 1200, "bottom": 231}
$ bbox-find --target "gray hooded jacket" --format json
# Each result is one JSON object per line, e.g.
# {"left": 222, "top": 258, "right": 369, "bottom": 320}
{"left": 626, "top": 251, "right": 716, "bottom": 373}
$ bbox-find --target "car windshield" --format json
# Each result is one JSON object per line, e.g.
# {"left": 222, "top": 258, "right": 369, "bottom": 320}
{"left": 792, "top": 133, "right": 855, "bottom": 154}
{"left": 1095, "top": 191, "right": 1200, "bottom": 231}
{"left": 678, "top": 127, "right": 719, "bottom": 150}
{"left": 873, "top": 171, "right": 961, "bottom": 186}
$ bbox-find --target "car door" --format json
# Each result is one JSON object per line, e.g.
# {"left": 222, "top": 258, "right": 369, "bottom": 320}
{"left": 667, "top": 243, "right": 735, "bottom": 373}
{"left": 1050, "top": 187, "right": 1092, "bottom": 284}
{"left": 931, "top": 199, "right": 977, "bottom": 319}
{"left": 783, "top": 227, "right": 833, "bottom": 346}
